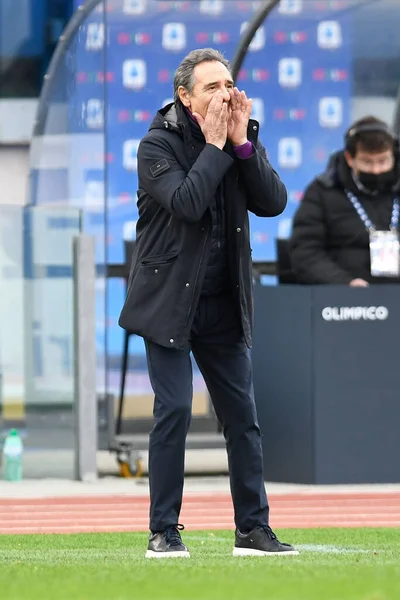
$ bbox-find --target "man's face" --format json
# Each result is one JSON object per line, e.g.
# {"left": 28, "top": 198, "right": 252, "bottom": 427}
{"left": 345, "top": 148, "right": 394, "bottom": 176}
{"left": 178, "top": 60, "right": 234, "bottom": 118}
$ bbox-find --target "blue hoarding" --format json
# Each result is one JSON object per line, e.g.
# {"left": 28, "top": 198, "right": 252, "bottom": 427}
{"left": 74, "top": 0, "right": 351, "bottom": 265}
{"left": 38, "top": 0, "right": 352, "bottom": 396}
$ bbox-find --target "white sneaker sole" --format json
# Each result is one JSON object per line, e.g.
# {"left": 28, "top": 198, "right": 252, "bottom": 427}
{"left": 232, "top": 547, "right": 299, "bottom": 557}
{"left": 145, "top": 550, "right": 190, "bottom": 559}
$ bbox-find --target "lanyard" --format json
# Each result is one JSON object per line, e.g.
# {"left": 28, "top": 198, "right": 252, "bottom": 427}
{"left": 345, "top": 190, "right": 399, "bottom": 232}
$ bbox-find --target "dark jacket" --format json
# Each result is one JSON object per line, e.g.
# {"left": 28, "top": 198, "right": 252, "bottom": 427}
{"left": 185, "top": 116, "right": 230, "bottom": 296}
{"left": 200, "top": 178, "right": 230, "bottom": 296}
{"left": 290, "top": 151, "right": 400, "bottom": 284}
{"left": 119, "top": 102, "right": 287, "bottom": 349}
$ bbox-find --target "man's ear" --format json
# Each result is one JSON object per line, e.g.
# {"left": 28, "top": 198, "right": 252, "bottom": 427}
{"left": 344, "top": 149, "right": 354, "bottom": 169}
{"left": 178, "top": 86, "right": 191, "bottom": 107}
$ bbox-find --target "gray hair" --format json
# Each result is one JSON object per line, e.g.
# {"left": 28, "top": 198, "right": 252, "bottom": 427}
{"left": 173, "top": 48, "right": 231, "bottom": 102}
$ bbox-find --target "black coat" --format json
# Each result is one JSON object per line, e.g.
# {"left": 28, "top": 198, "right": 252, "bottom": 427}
{"left": 119, "top": 102, "right": 287, "bottom": 349}
{"left": 290, "top": 151, "right": 400, "bottom": 284}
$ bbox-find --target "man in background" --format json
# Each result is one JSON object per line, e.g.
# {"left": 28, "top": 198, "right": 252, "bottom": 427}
{"left": 290, "top": 116, "right": 400, "bottom": 285}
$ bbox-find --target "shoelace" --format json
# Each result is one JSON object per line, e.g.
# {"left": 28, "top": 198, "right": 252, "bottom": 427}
{"left": 260, "top": 524, "right": 278, "bottom": 541}
{"left": 164, "top": 524, "right": 185, "bottom": 547}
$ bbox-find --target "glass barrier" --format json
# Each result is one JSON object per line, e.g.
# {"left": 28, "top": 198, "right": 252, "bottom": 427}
{"left": 0, "top": 205, "right": 82, "bottom": 479}
{"left": 29, "top": 0, "right": 400, "bottom": 439}
{"left": 29, "top": 0, "right": 108, "bottom": 436}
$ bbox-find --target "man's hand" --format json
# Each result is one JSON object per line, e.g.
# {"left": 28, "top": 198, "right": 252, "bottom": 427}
{"left": 192, "top": 91, "right": 228, "bottom": 151}
{"left": 349, "top": 278, "right": 369, "bottom": 287}
{"left": 227, "top": 87, "right": 253, "bottom": 146}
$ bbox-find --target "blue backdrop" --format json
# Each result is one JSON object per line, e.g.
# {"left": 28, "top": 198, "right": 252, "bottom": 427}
{"left": 73, "top": 0, "right": 351, "bottom": 265}
{"left": 37, "top": 0, "right": 352, "bottom": 391}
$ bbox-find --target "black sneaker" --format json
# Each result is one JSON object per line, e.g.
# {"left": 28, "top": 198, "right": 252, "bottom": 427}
{"left": 233, "top": 525, "right": 299, "bottom": 557}
{"left": 145, "top": 524, "right": 190, "bottom": 559}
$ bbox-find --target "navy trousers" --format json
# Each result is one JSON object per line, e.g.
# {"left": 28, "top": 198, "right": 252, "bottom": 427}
{"left": 145, "top": 293, "right": 269, "bottom": 533}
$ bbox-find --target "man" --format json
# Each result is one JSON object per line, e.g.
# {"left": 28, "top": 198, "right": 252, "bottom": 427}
{"left": 290, "top": 116, "right": 400, "bottom": 285}
{"left": 119, "top": 48, "right": 297, "bottom": 558}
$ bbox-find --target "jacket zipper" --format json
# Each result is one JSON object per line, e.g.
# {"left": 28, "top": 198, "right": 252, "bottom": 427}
{"left": 216, "top": 193, "right": 221, "bottom": 248}
{"left": 185, "top": 229, "right": 209, "bottom": 326}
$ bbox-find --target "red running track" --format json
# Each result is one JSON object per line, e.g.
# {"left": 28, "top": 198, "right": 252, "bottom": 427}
{"left": 0, "top": 492, "right": 399, "bottom": 535}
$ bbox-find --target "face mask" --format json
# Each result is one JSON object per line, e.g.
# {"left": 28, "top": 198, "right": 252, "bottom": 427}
{"left": 357, "top": 168, "right": 397, "bottom": 193}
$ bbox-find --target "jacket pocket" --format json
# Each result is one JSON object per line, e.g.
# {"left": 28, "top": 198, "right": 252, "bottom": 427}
{"left": 140, "top": 251, "right": 178, "bottom": 267}
{"left": 120, "top": 251, "right": 181, "bottom": 335}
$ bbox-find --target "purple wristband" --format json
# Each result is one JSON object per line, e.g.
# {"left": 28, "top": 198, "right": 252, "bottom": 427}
{"left": 233, "top": 141, "right": 254, "bottom": 159}
{"left": 185, "top": 108, "right": 254, "bottom": 157}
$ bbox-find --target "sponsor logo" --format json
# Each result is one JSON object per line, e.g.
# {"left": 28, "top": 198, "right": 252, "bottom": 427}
{"left": 123, "top": 0, "right": 146, "bottom": 15}
{"left": 279, "top": 58, "right": 302, "bottom": 88}
{"left": 237, "top": 69, "right": 270, "bottom": 82}
{"left": 86, "top": 23, "right": 105, "bottom": 51}
{"left": 322, "top": 306, "right": 389, "bottom": 321}
{"left": 117, "top": 31, "right": 151, "bottom": 45}
{"left": 195, "top": 31, "right": 229, "bottom": 43}
{"left": 122, "top": 59, "right": 146, "bottom": 90}
{"left": 319, "top": 97, "right": 343, "bottom": 128}
{"left": 199, "top": 0, "right": 224, "bottom": 15}
{"left": 123, "top": 139, "right": 141, "bottom": 171}
{"left": 318, "top": 20, "right": 342, "bottom": 49}
{"left": 278, "top": 0, "right": 303, "bottom": 14}
{"left": 278, "top": 137, "right": 302, "bottom": 168}
{"left": 77, "top": 72, "right": 115, "bottom": 84}
{"left": 273, "top": 108, "right": 306, "bottom": 121}
{"left": 86, "top": 99, "right": 104, "bottom": 129}
{"left": 118, "top": 109, "right": 152, "bottom": 122}
{"left": 312, "top": 68, "right": 348, "bottom": 81}
{"left": 162, "top": 23, "right": 186, "bottom": 51}
{"left": 274, "top": 31, "right": 307, "bottom": 44}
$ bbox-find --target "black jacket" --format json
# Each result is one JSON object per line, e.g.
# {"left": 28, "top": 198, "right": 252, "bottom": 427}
{"left": 184, "top": 115, "right": 230, "bottom": 296}
{"left": 119, "top": 102, "right": 287, "bottom": 349}
{"left": 290, "top": 151, "right": 400, "bottom": 284}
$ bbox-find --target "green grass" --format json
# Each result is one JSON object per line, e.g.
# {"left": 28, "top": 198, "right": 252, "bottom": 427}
{"left": 1, "top": 529, "right": 399, "bottom": 600}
